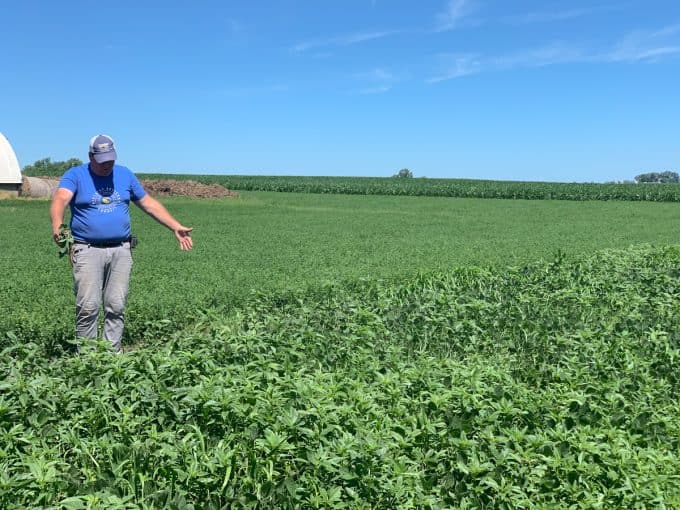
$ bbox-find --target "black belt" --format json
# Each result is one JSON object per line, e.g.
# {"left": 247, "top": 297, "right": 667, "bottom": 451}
{"left": 74, "top": 239, "right": 128, "bottom": 248}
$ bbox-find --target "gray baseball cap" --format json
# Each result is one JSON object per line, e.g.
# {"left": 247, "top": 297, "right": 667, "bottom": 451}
{"left": 89, "top": 134, "right": 117, "bottom": 163}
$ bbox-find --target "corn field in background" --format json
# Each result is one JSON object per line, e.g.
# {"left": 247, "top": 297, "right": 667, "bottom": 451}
{"left": 140, "top": 174, "right": 680, "bottom": 202}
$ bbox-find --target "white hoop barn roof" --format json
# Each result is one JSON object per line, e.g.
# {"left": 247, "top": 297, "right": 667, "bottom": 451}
{"left": 0, "top": 132, "right": 22, "bottom": 195}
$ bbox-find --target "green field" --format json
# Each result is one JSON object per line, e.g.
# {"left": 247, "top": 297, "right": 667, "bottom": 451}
{"left": 3, "top": 191, "right": 680, "bottom": 351}
{"left": 2, "top": 190, "right": 680, "bottom": 508}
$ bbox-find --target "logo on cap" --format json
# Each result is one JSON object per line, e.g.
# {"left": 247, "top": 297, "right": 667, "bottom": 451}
{"left": 89, "top": 134, "right": 117, "bottom": 163}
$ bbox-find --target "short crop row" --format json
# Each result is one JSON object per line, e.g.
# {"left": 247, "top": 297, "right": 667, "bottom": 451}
{"left": 139, "top": 174, "right": 680, "bottom": 202}
{"left": 2, "top": 245, "right": 679, "bottom": 508}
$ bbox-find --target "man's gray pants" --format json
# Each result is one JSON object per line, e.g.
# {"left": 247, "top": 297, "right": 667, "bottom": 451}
{"left": 71, "top": 242, "right": 132, "bottom": 353}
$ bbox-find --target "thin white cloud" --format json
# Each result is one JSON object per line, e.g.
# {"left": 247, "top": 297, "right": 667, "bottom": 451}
{"left": 293, "top": 30, "right": 396, "bottom": 52}
{"left": 359, "top": 85, "right": 392, "bottom": 95}
{"left": 428, "top": 23, "right": 680, "bottom": 82}
{"left": 654, "top": 23, "right": 680, "bottom": 38}
{"left": 360, "top": 68, "right": 394, "bottom": 81}
{"left": 505, "top": 6, "right": 607, "bottom": 25}
{"left": 606, "top": 24, "right": 680, "bottom": 62}
{"left": 428, "top": 44, "right": 582, "bottom": 82}
{"left": 608, "top": 45, "right": 680, "bottom": 62}
{"left": 493, "top": 44, "right": 584, "bottom": 69}
{"left": 219, "top": 83, "right": 289, "bottom": 97}
{"left": 355, "top": 67, "right": 398, "bottom": 94}
{"left": 435, "top": 0, "right": 474, "bottom": 32}
{"left": 427, "top": 55, "right": 481, "bottom": 82}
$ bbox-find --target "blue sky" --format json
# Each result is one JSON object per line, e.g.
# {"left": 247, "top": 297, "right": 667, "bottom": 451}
{"left": 2, "top": 1, "right": 679, "bottom": 182}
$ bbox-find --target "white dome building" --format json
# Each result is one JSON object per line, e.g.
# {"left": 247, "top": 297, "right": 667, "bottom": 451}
{"left": 0, "top": 132, "right": 22, "bottom": 196}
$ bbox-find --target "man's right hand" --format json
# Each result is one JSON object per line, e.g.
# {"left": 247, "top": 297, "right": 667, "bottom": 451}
{"left": 174, "top": 226, "right": 194, "bottom": 251}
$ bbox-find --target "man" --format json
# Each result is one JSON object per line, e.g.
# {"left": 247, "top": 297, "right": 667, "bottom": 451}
{"left": 50, "top": 134, "right": 193, "bottom": 353}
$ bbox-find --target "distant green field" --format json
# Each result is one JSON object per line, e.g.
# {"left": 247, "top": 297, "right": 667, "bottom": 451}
{"left": 2, "top": 191, "right": 680, "bottom": 351}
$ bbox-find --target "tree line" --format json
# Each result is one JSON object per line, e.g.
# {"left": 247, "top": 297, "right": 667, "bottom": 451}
{"left": 22, "top": 157, "right": 82, "bottom": 177}
{"left": 634, "top": 171, "right": 679, "bottom": 183}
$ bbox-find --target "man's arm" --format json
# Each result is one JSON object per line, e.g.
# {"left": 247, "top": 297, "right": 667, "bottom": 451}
{"left": 134, "top": 194, "right": 193, "bottom": 251}
{"left": 50, "top": 188, "right": 74, "bottom": 242}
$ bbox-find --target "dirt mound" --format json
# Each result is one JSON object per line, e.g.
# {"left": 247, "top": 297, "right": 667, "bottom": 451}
{"left": 140, "top": 179, "right": 238, "bottom": 199}
{"left": 19, "top": 176, "right": 236, "bottom": 199}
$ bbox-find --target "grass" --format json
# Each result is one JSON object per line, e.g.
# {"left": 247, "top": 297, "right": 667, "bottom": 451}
{"left": 2, "top": 191, "right": 680, "bottom": 348}
{"left": 136, "top": 191, "right": 680, "bottom": 283}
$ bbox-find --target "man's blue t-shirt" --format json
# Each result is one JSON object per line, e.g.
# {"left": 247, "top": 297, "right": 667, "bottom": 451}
{"left": 58, "top": 164, "right": 147, "bottom": 243}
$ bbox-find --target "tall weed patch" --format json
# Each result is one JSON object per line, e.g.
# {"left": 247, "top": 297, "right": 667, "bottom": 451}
{"left": 1, "top": 245, "right": 679, "bottom": 508}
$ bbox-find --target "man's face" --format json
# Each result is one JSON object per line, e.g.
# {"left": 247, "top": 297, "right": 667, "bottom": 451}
{"left": 89, "top": 153, "right": 115, "bottom": 174}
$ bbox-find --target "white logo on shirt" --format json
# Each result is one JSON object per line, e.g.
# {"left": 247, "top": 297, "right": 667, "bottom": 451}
{"left": 91, "top": 187, "right": 122, "bottom": 213}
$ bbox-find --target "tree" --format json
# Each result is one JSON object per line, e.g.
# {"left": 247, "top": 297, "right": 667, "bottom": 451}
{"left": 393, "top": 168, "right": 413, "bottom": 178}
{"left": 22, "top": 157, "right": 83, "bottom": 177}
{"left": 634, "top": 171, "right": 679, "bottom": 183}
